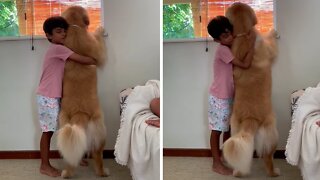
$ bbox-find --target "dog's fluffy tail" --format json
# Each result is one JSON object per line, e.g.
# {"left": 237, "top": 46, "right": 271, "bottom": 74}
{"left": 57, "top": 124, "right": 87, "bottom": 167}
{"left": 223, "top": 119, "right": 259, "bottom": 176}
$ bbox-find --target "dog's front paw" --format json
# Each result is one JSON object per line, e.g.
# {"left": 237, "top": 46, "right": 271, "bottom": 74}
{"left": 268, "top": 29, "right": 279, "bottom": 39}
{"left": 95, "top": 26, "right": 105, "bottom": 36}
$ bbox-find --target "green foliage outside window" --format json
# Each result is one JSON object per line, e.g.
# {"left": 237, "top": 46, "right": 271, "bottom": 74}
{"left": 163, "top": 3, "right": 194, "bottom": 39}
{"left": 0, "top": 0, "right": 19, "bottom": 37}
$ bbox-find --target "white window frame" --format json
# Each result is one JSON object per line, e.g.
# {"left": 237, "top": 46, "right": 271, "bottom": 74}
{"left": 163, "top": 0, "right": 277, "bottom": 43}
{"left": 0, "top": 0, "right": 105, "bottom": 41}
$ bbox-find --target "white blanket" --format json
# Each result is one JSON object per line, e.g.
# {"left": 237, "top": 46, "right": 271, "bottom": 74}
{"left": 286, "top": 86, "right": 320, "bottom": 180}
{"left": 114, "top": 80, "right": 160, "bottom": 180}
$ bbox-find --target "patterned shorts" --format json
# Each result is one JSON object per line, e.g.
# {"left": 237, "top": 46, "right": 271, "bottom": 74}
{"left": 208, "top": 95, "right": 233, "bottom": 132}
{"left": 37, "top": 95, "right": 60, "bottom": 132}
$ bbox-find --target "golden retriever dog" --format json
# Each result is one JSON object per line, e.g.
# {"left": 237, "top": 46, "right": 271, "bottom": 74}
{"left": 56, "top": 6, "right": 108, "bottom": 178}
{"left": 222, "top": 2, "right": 279, "bottom": 177}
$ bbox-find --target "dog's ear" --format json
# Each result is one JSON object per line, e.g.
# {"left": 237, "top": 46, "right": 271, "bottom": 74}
{"left": 83, "top": 15, "right": 90, "bottom": 26}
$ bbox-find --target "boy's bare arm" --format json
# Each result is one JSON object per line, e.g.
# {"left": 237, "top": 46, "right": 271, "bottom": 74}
{"left": 232, "top": 48, "right": 254, "bottom": 69}
{"left": 232, "top": 29, "right": 256, "bottom": 69}
{"left": 68, "top": 53, "right": 96, "bottom": 65}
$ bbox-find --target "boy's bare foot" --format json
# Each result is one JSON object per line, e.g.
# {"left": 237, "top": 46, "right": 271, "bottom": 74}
{"left": 220, "top": 156, "right": 226, "bottom": 163}
{"left": 316, "top": 121, "right": 320, "bottom": 127}
{"left": 80, "top": 159, "right": 89, "bottom": 166}
{"left": 212, "top": 163, "right": 233, "bottom": 175}
{"left": 40, "top": 164, "right": 61, "bottom": 177}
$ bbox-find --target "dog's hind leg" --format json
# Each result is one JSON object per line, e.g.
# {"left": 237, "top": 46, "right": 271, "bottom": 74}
{"left": 223, "top": 119, "right": 259, "bottom": 176}
{"left": 262, "top": 134, "right": 280, "bottom": 177}
{"left": 255, "top": 120, "right": 280, "bottom": 177}
{"left": 262, "top": 149, "right": 280, "bottom": 177}
{"left": 92, "top": 145, "right": 109, "bottom": 177}
{"left": 88, "top": 118, "right": 109, "bottom": 177}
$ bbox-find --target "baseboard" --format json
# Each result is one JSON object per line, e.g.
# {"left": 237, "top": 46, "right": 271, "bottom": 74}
{"left": 0, "top": 149, "right": 285, "bottom": 159}
{"left": 0, "top": 150, "right": 115, "bottom": 159}
{"left": 163, "top": 148, "right": 285, "bottom": 159}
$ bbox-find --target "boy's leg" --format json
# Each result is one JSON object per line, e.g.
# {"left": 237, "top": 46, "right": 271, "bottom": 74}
{"left": 210, "top": 130, "right": 221, "bottom": 162}
{"left": 40, "top": 131, "right": 61, "bottom": 177}
{"left": 80, "top": 155, "right": 89, "bottom": 166}
{"left": 80, "top": 159, "right": 89, "bottom": 166}
{"left": 210, "top": 130, "right": 232, "bottom": 175}
{"left": 37, "top": 95, "right": 61, "bottom": 177}
{"left": 223, "top": 130, "right": 231, "bottom": 142}
{"left": 208, "top": 95, "right": 232, "bottom": 175}
{"left": 220, "top": 131, "right": 231, "bottom": 163}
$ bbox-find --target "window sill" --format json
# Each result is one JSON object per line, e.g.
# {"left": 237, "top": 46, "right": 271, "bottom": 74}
{"left": 0, "top": 33, "right": 108, "bottom": 42}
{"left": 0, "top": 36, "right": 46, "bottom": 42}
{"left": 163, "top": 37, "right": 213, "bottom": 43}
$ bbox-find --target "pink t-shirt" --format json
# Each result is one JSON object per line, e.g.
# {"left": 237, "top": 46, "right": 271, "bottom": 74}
{"left": 37, "top": 44, "right": 73, "bottom": 98}
{"left": 209, "top": 44, "right": 235, "bottom": 99}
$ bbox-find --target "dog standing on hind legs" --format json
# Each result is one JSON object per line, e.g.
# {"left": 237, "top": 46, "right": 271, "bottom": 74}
{"left": 222, "top": 2, "right": 280, "bottom": 177}
{"left": 56, "top": 6, "right": 109, "bottom": 178}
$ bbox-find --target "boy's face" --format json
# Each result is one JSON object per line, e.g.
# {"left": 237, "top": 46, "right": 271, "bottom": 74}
{"left": 46, "top": 27, "right": 67, "bottom": 44}
{"left": 216, "top": 32, "right": 233, "bottom": 46}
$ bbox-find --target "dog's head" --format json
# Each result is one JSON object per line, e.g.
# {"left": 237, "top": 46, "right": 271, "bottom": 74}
{"left": 62, "top": 6, "right": 89, "bottom": 28}
{"left": 226, "top": 2, "right": 257, "bottom": 35}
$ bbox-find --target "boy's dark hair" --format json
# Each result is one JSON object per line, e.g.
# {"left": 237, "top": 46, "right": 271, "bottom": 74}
{"left": 43, "top": 16, "right": 69, "bottom": 35}
{"left": 207, "top": 16, "right": 233, "bottom": 40}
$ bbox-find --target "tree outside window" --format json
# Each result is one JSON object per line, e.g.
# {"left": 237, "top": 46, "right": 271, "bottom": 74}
{"left": 163, "top": 4, "right": 194, "bottom": 39}
{"left": 0, "top": 0, "right": 19, "bottom": 36}
{"left": 0, "top": 0, "right": 102, "bottom": 37}
{"left": 163, "top": 0, "right": 274, "bottom": 40}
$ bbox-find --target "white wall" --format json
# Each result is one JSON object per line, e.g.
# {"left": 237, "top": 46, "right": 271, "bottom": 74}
{"left": 0, "top": 0, "right": 160, "bottom": 150}
{"left": 164, "top": 0, "right": 320, "bottom": 150}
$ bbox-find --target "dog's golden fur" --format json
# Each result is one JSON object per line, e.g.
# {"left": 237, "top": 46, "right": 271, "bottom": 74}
{"left": 222, "top": 3, "right": 279, "bottom": 177}
{"left": 56, "top": 6, "right": 108, "bottom": 178}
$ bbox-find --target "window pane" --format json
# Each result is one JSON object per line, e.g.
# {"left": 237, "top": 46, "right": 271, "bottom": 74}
{"left": 32, "top": 0, "right": 101, "bottom": 36}
{"left": 163, "top": 0, "right": 274, "bottom": 40}
{"left": 205, "top": 0, "right": 274, "bottom": 35}
{"left": 1, "top": 0, "right": 102, "bottom": 37}
{"left": 0, "top": 0, "right": 19, "bottom": 37}
{"left": 163, "top": 3, "right": 195, "bottom": 39}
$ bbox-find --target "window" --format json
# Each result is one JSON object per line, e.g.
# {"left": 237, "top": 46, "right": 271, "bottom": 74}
{"left": 0, "top": 0, "right": 19, "bottom": 36}
{"left": 163, "top": 3, "right": 195, "bottom": 39}
{"left": 0, "top": 0, "right": 102, "bottom": 38}
{"left": 163, "top": 0, "right": 274, "bottom": 40}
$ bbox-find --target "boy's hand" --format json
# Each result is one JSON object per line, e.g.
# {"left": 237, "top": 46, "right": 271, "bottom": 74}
{"left": 69, "top": 53, "right": 97, "bottom": 65}
{"left": 247, "top": 28, "right": 256, "bottom": 39}
{"left": 89, "top": 57, "right": 97, "bottom": 65}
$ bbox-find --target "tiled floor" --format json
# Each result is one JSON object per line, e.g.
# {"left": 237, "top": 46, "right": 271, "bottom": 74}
{"left": 164, "top": 157, "right": 302, "bottom": 180}
{"left": 0, "top": 157, "right": 303, "bottom": 180}
{"left": 0, "top": 159, "right": 131, "bottom": 180}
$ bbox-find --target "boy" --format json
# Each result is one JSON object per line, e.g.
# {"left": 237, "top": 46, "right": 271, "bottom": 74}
{"left": 207, "top": 16, "right": 255, "bottom": 175}
{"left": 36, "top": 16, "right": 95, "bottom": 177}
